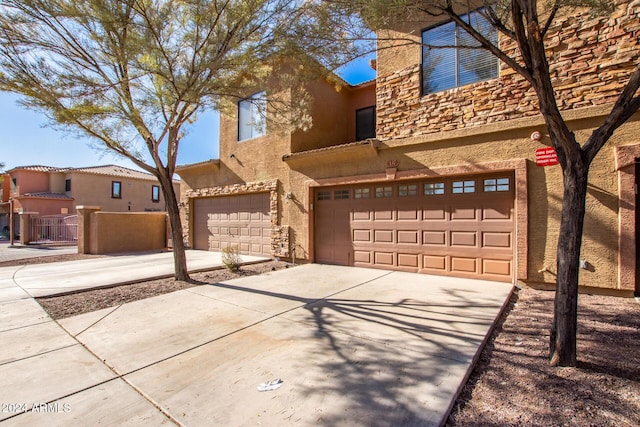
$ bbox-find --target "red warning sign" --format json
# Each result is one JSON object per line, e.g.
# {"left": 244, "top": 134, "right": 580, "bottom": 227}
{"left": 535, "top": 147, "right": 559, "bottom": 166}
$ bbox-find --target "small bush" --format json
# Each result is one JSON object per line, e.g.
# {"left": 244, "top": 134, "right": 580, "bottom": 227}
{"left": 221, "top": 245, "right": 241, "bottom": 272}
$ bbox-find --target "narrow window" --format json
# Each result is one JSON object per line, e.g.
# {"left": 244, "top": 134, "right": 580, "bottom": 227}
{"left": 152, "top": 185, "right": 160, "bottom": 202}
{"left": 112, "top": 181, "right": 122, "bottom": 198}
{"left": 354, "top": 188, "right": 370, "bottom": 199}
{"left": 452, "top": 180, "right": 475, "bottom": 194}
{"left": 424, "top": 182, "right": 445, "bottom": 195}
{"left": 355, "top": 106, "right": 376, "bottom": 141}
{"left": 399, "top": 184, "right": 417, "bottom": 197}
{"left": 375, "top": 186, "right": 393, "bottom": 198}
{"left": 238, "top": 91, "right": 267, "bottom": 141}
{"left": 65, "top": 179, "right": 71, "bottom": 192}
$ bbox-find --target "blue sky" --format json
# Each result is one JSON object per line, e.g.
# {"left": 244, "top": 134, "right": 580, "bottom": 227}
{"left": 0, "top": 56, "right": 375, "bottom": 173}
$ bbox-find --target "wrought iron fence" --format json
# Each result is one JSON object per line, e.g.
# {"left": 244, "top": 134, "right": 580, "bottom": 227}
{"left": 29, "top": 214, "right": 78, "bottom": 243}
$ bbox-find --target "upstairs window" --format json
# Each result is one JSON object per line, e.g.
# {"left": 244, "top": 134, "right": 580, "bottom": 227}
{"left": 421, "top": 9, "right": 498, "bottom": 94}
{"left": 152, "top": 185, "right": 160, "bottom": 202}
{"left": 65, "top": 179, "right": 71, "bottom": 192}
{"left": 238, "top": 91, "right": 266, "bottom": 141}
{"left": 355, "top": 106, "right": 376, "bottom": 141}
{"left": 112, "top": 181, "right": 122, "bottom": 199}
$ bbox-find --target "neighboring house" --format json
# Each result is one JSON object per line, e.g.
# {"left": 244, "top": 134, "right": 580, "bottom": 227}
{"left": 178, "top": 3, "right": 640, "bottom": 296}
{"left": 0, "top": 165, "right": 179, "bottom": 234}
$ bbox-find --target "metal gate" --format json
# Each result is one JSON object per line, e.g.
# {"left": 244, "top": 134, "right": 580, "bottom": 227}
{"left": 29, "top": 215, "right": 78, "bottom": 243}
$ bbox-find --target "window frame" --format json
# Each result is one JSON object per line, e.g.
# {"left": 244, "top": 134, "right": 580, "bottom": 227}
{"left": 111, "top": 181, "right": 122, "bottom": 199}
{"left": 152, "top": 185, "right": 160, "bottom": 203}
{"left": 238, "top": 91, "right": 267, "bottom": 142}
{"left": 421, "top": 8, "right": 499, "bottom": 95}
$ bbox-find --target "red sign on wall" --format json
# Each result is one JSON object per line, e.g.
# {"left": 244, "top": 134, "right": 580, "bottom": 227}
{"left": 535, "top": 147, "right": 559, "bottom": 166}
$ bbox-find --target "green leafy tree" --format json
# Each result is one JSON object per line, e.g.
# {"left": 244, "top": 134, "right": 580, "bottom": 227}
{"left": 0, "top": 0, "right": 360, "bottom": 281}
{"left": 332, "top": 0, "right": 640, "bottom": 366}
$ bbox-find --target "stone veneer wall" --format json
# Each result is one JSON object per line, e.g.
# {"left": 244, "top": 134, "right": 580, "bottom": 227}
{"left": 181, "top": 179, "right": 289, "bottom": 258}
{"left": 376, "top": 2, "right": 640, "bottom": 140}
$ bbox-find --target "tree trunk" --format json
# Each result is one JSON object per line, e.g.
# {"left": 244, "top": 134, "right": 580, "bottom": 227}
{"left": 157, "top": 172, "right": 190, "bottom": 282}
{"left": 550, "top": 160, "right": 589, "bottom": 367}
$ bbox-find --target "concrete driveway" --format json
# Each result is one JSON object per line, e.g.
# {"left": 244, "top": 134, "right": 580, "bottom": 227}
{"left": 1, "top": 250, "right": 269, "bottom": 297}
{"left": 0, "top": 262, "right": 513, "bottom": 426}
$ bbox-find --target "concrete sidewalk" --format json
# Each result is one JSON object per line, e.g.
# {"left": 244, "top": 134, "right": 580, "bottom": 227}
{"left": 0, "top": 262, "right": 513, "bottom": 426}
{"left": 0, "top": 250, "right": 269, "bottom": 298}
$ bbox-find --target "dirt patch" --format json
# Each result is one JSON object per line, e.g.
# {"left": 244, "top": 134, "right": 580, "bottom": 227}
{"left": 447, "top": 288, "right": 640, "bottom": 426}
{"left": 0, "top": 253, "right": 106, "bottom": 267}
{"left": 37, "top": 260, "right": 292, "bottom": 319}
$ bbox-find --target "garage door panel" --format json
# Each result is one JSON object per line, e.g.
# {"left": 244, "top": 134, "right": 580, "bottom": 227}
{"left": 451, "top": 257, "right": 478, "bottom": 273}
{"left": 483, "top": 232, "right": 511, "bottom": 248}
{"left": 397, "top": 209, "right": 419, "bottom": 220}
{"left": 423, "top": 208, "right": 446, "bottom": 220}
{"left": 450, "top": 231, "right": 477, "bottom": 247}
{"left": 423, "top": 231, "right": 447, "bottom": 245}
{"left": 482, "top": 205, "right": 512, "bottom": 220}
{"left": 374, "top": 230, "right": 394, "bottom": 243}
{"left": 374, "top": 210, "right": 393, "bottom": 221}
{"left": 353, "top": 229, "right": 371, "bottom": 242}
{"left": 397, "top": 230, "right": 419, "bottom": 244}
{"left": 483, "top": 259, "right": 511, "bottom": 276}
{"left": 374, "top": 252, "right": 394, "bottom": 266}
{"left": 423, "top": 255, "right": 447, "bottom": 271}
{"left": 450, "top": 207, "right": 477, "bottom": 220}
{"left": 398, "top": 253, "right": 419, "bottom": 268}
{"left": 353, "top": 250, "right": 371, "bottom": 263}
{"left": 353, "top": 211, "right": 371, "bottom": 220}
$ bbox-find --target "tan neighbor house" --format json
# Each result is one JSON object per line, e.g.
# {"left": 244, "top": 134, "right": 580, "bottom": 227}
{"left": 0, "top": 165, "right": 179, "bottom": 235}
{"left": 178, "top": 2, "right": 640, "bottom": 296}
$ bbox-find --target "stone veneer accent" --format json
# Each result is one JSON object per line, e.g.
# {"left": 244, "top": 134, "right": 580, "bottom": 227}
{"left": 181, "top": 179, "right": 289, "bottom": 258}
{"left": 376, "top": 2, "right": 640, "bottom": 141}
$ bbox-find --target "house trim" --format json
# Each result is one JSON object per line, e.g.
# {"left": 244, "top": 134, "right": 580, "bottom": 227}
{"left": 615, "top": 144, "right": 640, "bottom": 292}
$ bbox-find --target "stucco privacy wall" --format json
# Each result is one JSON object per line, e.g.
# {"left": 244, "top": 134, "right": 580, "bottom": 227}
{"left": 182, "top": 179, "right": 289, "bottom": 258}
{"left": 77, "top": 207, "right": 168, "bottom": 254}
{"left": 375, "top": 2, "right": 640, "bottom": 141}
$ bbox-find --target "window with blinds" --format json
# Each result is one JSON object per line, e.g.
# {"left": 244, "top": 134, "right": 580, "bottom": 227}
{"left": 421, "top": 9, "right": 498, "bottom": 95}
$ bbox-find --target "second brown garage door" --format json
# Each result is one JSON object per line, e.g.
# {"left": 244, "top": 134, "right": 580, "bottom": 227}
{"left": 193, "top": 193, "right": 271, "bottom": 256}
{"left": 314, "top": 173, "right": 515, "bottom": 282}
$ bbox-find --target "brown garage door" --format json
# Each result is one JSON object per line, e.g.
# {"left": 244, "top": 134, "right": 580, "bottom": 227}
{"left": 193, "top": 193, "right": 271, "bottom": 256}
{"left": 315, "top": 173, "right": 514, "bottom": 282}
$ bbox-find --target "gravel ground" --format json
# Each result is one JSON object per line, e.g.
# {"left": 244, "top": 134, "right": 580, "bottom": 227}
{"left": 5, "top": 254, "right": 638, "bottom": 425}
{"left": 447, "top": 287, "right": 640, "bottom": 426}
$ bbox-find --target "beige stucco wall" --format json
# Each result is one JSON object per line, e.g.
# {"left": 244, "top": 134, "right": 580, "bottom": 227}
{"left": 9, "top": 170, "right": 49, "bottom": 196}
{"left": 88, "top": 211, "right": 167, "bottom": 254}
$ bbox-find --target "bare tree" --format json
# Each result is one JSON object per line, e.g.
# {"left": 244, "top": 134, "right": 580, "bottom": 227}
{"left": 332, "top": 0, "right": 640, "bottom": 366}
{"left": 0, "top": 0, "right": 360, "bottom": 280}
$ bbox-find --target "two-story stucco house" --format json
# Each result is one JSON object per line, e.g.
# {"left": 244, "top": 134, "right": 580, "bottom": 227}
{"left": 178, "top": 2, "right": 640, "bottom": 296}
{"left": 0, "top": 165, "right": 180, "bottom": 235}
